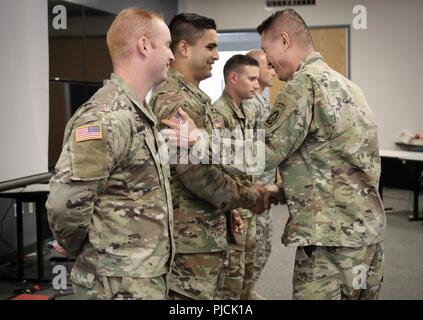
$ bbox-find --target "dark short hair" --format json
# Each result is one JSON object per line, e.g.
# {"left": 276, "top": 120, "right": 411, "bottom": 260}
{"left": 257, "top": 8, "right": 309, "bottom": 35}
{"left": 257, "top": 9, "right": 313, "bottom": 47}
{"left": 223, "top": 54, "right": 259, "bottom": 83}
{"left": 168, "top": 13, "right": 216, "bottom": 52}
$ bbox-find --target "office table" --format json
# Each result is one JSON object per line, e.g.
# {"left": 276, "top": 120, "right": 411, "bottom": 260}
{"left": 0, "top": 184, "right": 50, "bottom": 280}
{"left": 379, "top": 150, "right": 423, "bottom": 221}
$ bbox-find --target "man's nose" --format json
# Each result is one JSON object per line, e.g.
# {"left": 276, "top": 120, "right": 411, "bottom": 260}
{"left": 212, "top": 49, "right": 219, "bottom": 60}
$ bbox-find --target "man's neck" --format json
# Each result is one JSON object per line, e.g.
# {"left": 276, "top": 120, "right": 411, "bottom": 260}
{"left": 294, "top": 48, "right": 315, "bottom": 71}
{"left": 114, "top": 66, "right": 152, "bottom": 103}
{"left": 171, "top": 60, "right": 200, "bottom": 87}
{"left": 225, "top": 87, "right": 242, "bottom": 109}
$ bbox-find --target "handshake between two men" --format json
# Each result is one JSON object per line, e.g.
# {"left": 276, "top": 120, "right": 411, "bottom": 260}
{"left": 249, "top": 183, "right": 284, "bottom": 214}
{"left": 161, "top": 108, "right": 285, "bottom": 215}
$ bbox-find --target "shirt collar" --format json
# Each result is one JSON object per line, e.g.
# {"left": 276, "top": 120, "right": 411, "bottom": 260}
{"left": 222, "top": 90, "right": 246, "bottom": 120}
{"left": 168, "top": 68, "right": 211, "bottom": 105}
{"left": 110, "top": 73, "right": 157, "bottom": 125}
{"left": 297, "top": 52, "right": 324, "bottom": 72}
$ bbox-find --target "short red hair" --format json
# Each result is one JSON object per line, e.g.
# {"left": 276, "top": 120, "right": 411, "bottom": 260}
{"left": 106, "top": 7, "right": 162, "bottom": 66}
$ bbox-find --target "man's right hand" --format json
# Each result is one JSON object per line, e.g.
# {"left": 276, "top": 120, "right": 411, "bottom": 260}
{"left": 248, "top": 183, "right": 284, "bottom": 214}
{"left": 264, "top": 184, "right": 284, "bottom": 207}
{"left": 231, "top": 209, "right": 244, "bottom": 234}
{"left": 248, "top": 183, "right": 268, "bottom": 214}
{"left": 52, "top": 242, "right": 68, "bottom": 257}
{"left": 161, "top": 108, "right": 199, "bottom": 147}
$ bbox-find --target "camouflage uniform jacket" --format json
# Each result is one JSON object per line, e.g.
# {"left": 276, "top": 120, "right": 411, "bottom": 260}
{"left": 46, "top": 73, "right": 174, "bottom": 278}
{"left": 212, "top": 91, "right": 255, "bottom": 218}
{"left": 264, "top": 52, "right": 386, "bottom": 248}
{"left": 150, "top": 68, "right": 257, "bottom": 254}
{"left": 244, "top": 92, "right": 276, "bottom": 186}
{"left": 245, "top": 92, "right": 272, "bottom": 130}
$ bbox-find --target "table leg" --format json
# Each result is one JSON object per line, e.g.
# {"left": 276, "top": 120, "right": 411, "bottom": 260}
{"left": 35, "top": 199, "right": 45, "bottom": 281}
{"left": 409, "top": 182, "right": 423, "bottom": 221}
{"left": 15, "top": 200, "right": 24, "bottom": 279}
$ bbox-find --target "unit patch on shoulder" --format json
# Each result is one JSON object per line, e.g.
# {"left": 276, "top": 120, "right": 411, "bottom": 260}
{"left": 75, "top": 124, "right": 102, "bottom": 142}
{"left": 265, "top": 109, "right": 281, "bottom": 127}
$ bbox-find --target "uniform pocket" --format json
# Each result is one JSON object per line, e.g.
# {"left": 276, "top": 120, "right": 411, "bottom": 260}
{"left": 126, "top": 130, "right": 161, "bottom": 200}
{"left": 102, "top": 276, "right": 124, "bottom": 299}
{"left": 293, "top": 274, "right": 341, "bottom": 300}
{"left": 303, "top": 245, "right": 316, "bottom": 260}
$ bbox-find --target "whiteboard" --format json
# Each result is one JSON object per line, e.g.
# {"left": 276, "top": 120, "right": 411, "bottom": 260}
{"left": 0, "top": 0, "right": 49, "bottom": 184}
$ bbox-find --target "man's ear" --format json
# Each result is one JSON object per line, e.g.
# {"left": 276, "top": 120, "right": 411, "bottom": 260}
{"left": 137, "top": 36, "right": 150, "bottom": 57}
{"left": 229, "top": 71, "right": 238, "bottom": 84}
{"left": 177, "top": 40, "right": 190, "bottom": 58}
{"left": 280, "top": 32, "right": 290, "bottom": 49}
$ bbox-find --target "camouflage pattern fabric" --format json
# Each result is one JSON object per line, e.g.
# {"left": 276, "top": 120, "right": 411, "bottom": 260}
{"left": 264, "top": 52, "right": 386, "bottom": 248}
{"left": 150, "top": 68, "right": 258, "bottom": 299}
{"left": 167, "top": 251, "right": 226, "bottom": 300}
{"left": 293, "top": 242, "right": 384, "bottom": 300}
{"left": 212, "top": 91, "right": 256, "bottom": 218}
{"left": 157, "top": 52, "right": 386, "bottom": 298}
{"left": 150, "top": 68, "right": 257, "bottom": 254}
{"left": 211, "top": 91, "right": 257, "bottom": 300}
{"left": 253, "top": 211, "right": 272, "bottom": 285}
{"left": 72, "top": 269, "right": 167, "bottom": 300}
{"left": 46, "top": 73, "right": 173, "bottom": 298}
{"left": 244, "top": 92, "right": 275, "bottom": 285}
{"left": 216, "top": 215, "right": 256, "bottom": 300}
{"left": 244, "top": 92, "right": 272, "bottom": 131}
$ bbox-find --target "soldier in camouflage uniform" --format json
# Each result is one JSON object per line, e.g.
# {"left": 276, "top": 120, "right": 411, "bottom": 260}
{"left": 244, "top": 50, "right": 277, "bottom": 299}
{"left": 46, "top": 8, "right": 175, "bottom": 300}
{"left": 212, "top": 55, "right": 261, "bottom": 300}
{"left": 150, "top": 13, "right": 267, "bottom": 300}
{"left": 165, "top": 9, "right": 387, "bottom": 300}
{"left": 257, "top": 9, "right": 386, "bottom": 299}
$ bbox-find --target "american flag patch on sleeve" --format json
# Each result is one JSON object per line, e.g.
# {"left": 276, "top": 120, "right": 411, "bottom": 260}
{"left": 168, "top": 110, "right": 185, "bottom": 125}
{"left": 75, "top": 124, "right": 102, "bottom": 142}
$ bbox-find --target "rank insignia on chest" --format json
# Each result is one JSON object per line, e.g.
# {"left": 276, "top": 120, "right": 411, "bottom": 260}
{"left": 75, "top": 124, "right": 102, "bottom": 142}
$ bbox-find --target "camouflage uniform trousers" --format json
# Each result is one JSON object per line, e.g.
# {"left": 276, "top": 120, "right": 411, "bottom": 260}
{"left": 293, "top": 242, "right": 384, "bottom": 300}
{"left": 253, "top": 209, "right": 272, "bottom": 285}
{"left": 217, "top": 215, "right": 256, "bottom": 300}
{"left": 252, "top": 168, "right": 275, "bottom": 287}
{"left": 167, "top": 251, "right": 227, "bottom": 300}
{"left": 72, "top": 271, "right": 168, "bottom": 300}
